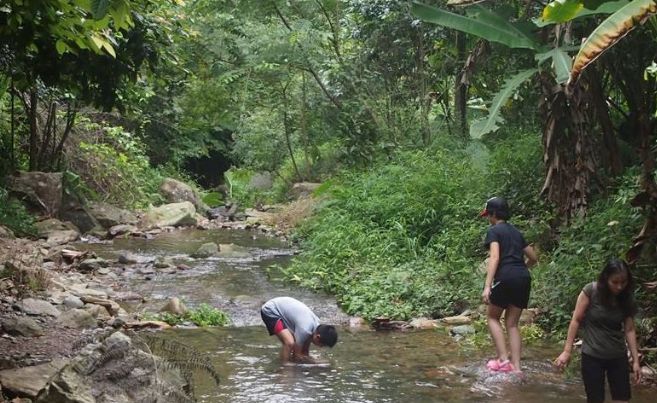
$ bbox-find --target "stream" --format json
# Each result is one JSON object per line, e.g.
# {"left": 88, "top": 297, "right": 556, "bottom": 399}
{"left": 80, "top": 229, "right": 654, "bottom": 402}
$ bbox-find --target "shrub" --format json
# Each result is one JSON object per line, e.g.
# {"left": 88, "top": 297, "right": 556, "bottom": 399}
{"left": 0, "top": 187, "right": 36, "bottom": 237}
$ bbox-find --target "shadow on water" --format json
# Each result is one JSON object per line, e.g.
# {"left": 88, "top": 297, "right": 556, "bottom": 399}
{"left": 80, "top": 229, "right": 655, "bottom": 402}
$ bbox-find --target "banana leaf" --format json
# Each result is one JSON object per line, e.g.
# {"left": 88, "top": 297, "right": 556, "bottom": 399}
{"left": 570, "top": 0, "right": 657, "bottom": 83}
{"left": 412, "top": 2, "right": 539, "bottom": 50}
{"left": 470, "top": 69, "right": 538, "bottom": 139}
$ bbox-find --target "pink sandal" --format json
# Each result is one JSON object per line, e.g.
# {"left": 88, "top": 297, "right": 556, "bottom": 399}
{"left": 486, "top": 359, "right": 515, "bottom": 372}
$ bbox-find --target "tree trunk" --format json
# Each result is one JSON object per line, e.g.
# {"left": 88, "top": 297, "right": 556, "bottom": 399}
{"left": 28, "top": 89, "right": 38, "bottom": 171}
{"left": 454, "top": 32, "right": 467, "bottom": 137}
{"left": 588, "top": 66, "right": 622, "bottom": 176}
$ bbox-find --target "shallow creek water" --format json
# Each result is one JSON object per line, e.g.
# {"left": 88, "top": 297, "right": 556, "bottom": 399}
{"left": 80, "top": 229, "right": 654, "bottom": 402}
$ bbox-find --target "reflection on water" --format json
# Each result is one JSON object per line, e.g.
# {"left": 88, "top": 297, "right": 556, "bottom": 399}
{"left": 80, "top": 230, "right": 655, "bottom": 402}
{"left": 168, "top": 327, "right": 654, "bottom": 403}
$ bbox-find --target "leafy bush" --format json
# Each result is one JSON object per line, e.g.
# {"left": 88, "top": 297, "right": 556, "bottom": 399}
{"left": 67, "top": 119, "right": 165, "bottom": 210}
{"left": 0, "top": 187, "right": 36, "bottom": 237}
{"left": 532, "top": 169, "right": 646, "bottom": 335}
{"left": 144, "top": 304, "right": 230, "bottom": 327}
{"left": 186, "top": 303, "right": 230, "bottom": 327}
{"left": 283, "top": 134, "right": 546, "bottom": 320}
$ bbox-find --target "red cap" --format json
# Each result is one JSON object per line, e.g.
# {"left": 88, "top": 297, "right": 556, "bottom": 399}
{"left": 479, "top": 208, "right": 489, "bottom": 217}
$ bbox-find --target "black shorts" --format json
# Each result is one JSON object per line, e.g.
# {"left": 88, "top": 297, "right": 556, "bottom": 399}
{"left": 581, "top": 352, "right": 631, "bottom": 403}
{"left": 489, "top": 276, "right": 531, "bottom": 309}
{"left": 260, "top": 309, "right": 286, "bottom": 335}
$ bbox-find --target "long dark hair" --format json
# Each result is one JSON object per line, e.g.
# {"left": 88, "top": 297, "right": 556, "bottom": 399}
{"left": 596, "top": 259, "right": 637, "bottom": 317}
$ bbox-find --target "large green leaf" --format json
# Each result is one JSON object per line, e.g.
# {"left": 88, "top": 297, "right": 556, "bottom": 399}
{"left": 570, "top": 0, "right": 657, "bottom": 82}
{"left": 542, "top": 0, "right": 585, "bottom": 23}
{"left": 470, "top": 69, "right": 538, "bottom": 139}
{"left": 535, "top": 0, "right": 632, "bottom": 26}
{"left": 446, "top": 0, "right": 488, "bottom": 5}
{"left": 91, "top": 0, "right": 110, "bottom": 20}
{"left": 535, "top": 47, "right": 574, "bottom": 83}
{"left": 411, "top": 2, "right": 539, "bottom": 50}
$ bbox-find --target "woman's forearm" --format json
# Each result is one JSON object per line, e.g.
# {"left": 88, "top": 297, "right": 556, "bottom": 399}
{"left": 563, "top": 318, "right": 581, "bottom": 353}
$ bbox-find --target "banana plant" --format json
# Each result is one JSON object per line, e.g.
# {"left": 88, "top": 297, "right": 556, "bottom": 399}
{"left": 412, "top": 2, "right": 561, "bottom": 139}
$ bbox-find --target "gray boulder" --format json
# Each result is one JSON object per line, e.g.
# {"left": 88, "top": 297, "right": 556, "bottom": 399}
{"left": 248, "top": 172, "right": 273, "bottom": 191}
{"left": 0, "top": 359, "right": 68, "bottom": 399}
{"left": 14, "top": 298, "right": 61, "bottom": 317}
{"left": 289, "top": 182, "right": 321, "bottom": 199}
{"left": 0, "top": 225, "right": 15, "bottom": 239}
{"left": 88, "top": 201, "right": 138, "bottom": 229}
{"left": 160, "top": 178, "right": 209, "bottom": 214}
{"left": 140, "top": 202, "right": 197, "bottom": 229}
{"left": 160, "top": 297, "right": 188, "bottom": 316}
{"left": 1, "top": 317, "right": 44, "bottom": 337}
{"left": 35, "top": 218, "right": 80, "bottom": 246}
{"left": 6, "top": 171, "right": 63, "bottom": 216}
{"left": 57, "top": 309, "right": 97, "bottom": 329}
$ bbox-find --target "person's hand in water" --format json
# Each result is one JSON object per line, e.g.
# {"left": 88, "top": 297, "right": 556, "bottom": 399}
{"left": 553, "top": 351, "right": 570, "bottom": 370}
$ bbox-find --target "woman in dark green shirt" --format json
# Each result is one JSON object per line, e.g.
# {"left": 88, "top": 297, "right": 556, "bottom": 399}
{"left": 554, "top": 259, "right": 641, "bottom": 403}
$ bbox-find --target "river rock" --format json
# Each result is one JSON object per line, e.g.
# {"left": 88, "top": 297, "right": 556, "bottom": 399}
{"left": 78, "top": 258, "right": 109, "bottom": 272}
{"left": 0, "top": 358, "right": 68, "bottom": 399}
{"left": 68, "top": 285, "right": 108, "bottom": 300}
{"left": 57, "top": 309, "right": 97, "bottom": 329}
{"left": 81, "top": 296, "right": 121, "bottom": 316}
{"left": 14, "top": 298, "right": 61, "bottom": 317}
{"left": 160, "top": 177, "right": 210, "bottom": 215}
{"left": 289, "top": 182, "right": 320, "bottom": 199}
{"left": 6, "top": 171, "right": 63, "bottom": 216}
{"left": 450, "top": 325, "right": 475, "bottom": 337}
{"left": 62, "top": 295, "right": 84, "bottom": 309}
{"left": 441, "top": 315, "right": 472, "bottom": 326}
{"left": 84, "top": 304, "right": 112, "bottom": 321}
{"left": 191, "top": 242, "right": 219, "bottom": 258}
{"left": 140, "top": 201, "right": 197, "bottom": 229}
{"left": 348, "top": 317, "right": 370, "bottom": 329}
{"left": 160, "top": 297, "right": 188, "bottom": 316}
{"left": 1, "top": 317, "right": 44, "bottom": 337}
{"left": 0, "top": 225, "right": 15, "bottom": 239}
{"left": 118, "top": 252, "right": 138, "bottom": 264}
{"left": 88, "top": 201, "right": 139, "bottom": 228}
{"left": 409, "top": 317, "right": 438, "bottom": 329}
{"left": 108, "top": 224, "right": 138, "bottom": 237}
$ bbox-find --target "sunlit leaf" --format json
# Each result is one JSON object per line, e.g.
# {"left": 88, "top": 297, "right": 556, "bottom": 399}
{"left": 412, "top": 2, "right": 539, "bottom": 49}
{"left": 570, "top": 0, "right": 657, "bottom": 83}
{"left": 446, "top": 0, "right": 488, "bottom": 5}
{"left": 534, "top": 0, "right": 632, "bottom": 26}
{"left": 542, "top": 0, "right": 584, "bottom": 23}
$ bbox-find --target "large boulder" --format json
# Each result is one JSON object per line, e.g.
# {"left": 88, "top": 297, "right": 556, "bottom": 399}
{"left": 6, "top": 171, "right": 63, "bottom": 217}
{"left": 0, "top": 359, "right": 69, "bottom": 399}
{"left": 0, "top": 225, "right": 14, "bottom": 239}
{"left": 88, "top": 201, "right": 138, "bottom": 229}
{"left": 159, "top": 178, "right": 209, "bottom": 215}
{"left": 34, "top": 218, "right": 80, "bottom": 246}
{"left": 289, "top": 182, "right": 321, "bottom": 200}
{"left": 140, "top": 202, "right": 197, "bottom": 229}
{"left": 59, "top": 190, "right": 100, "bottom": 234}
{"left": 248, "top": 172, "right": 273, "bottom": 191}
{"left": 191, "top": 242, "right": 219, "bottom": 258}
{"left": 1, "top": 317, "right": 44, "bottom": 337}
{"left": 36, "top": 331, "right": 187, "bottom": 403}
{"left": 56, "top": 309, "right": 97, "bottom": 329}
{"left": 14, "top": 298, "right": 61, "bottom": 317}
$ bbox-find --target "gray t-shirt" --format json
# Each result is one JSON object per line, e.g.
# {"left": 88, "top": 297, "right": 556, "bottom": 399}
{"left": 581, "top": 282, "right": 628, "bottom": 359}
{"left": 261, "top": 297, "right": 320, "bottom": 346}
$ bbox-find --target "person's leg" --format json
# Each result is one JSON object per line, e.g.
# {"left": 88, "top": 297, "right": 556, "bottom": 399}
{"left": 606, "top": 356, "right": 631, "bottom": 403}
{"left": 487, "top": 303, "right": 508, "bottom": 362}
{"left": 581, "top": 353, "right": 605, "bottom": 403}
{"left": 505, "top": 304, "right": 523, "bottom": 371}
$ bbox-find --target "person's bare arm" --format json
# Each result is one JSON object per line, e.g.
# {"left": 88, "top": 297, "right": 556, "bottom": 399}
{"left": 524, "top": 244, "right": 538, "bottom": 268}
{"left": 554, "top": 291, "right": 589, "bottom": 369}
{"left": 482, "top": 242, "right": 499, "bottom": 304}
{"left": 624, "top": 316, "right": 642, "bottom": 384}
{"left": 277, "top": 330, "right": 296, "bottom": 363}
{"left": 291, "top": 340, "right": 316, "bottom": 364}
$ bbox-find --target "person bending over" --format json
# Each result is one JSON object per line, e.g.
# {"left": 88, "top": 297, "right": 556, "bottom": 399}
{"left": 260, "top": 296, "right": 338, "bottom": 363}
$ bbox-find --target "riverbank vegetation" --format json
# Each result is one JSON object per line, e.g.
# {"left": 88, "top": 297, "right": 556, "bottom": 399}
{"left": 0, "top": 0, "right": 656, "bottom": 348}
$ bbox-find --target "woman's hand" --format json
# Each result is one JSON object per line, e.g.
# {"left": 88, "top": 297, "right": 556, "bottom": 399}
{"left": 554, "top": 351, "right": 571, "bottom": 370}
{"left": 481, "top": 286, "right": 491, "bottom": 304}
{"left": 633, "top": 361, "right": 642, "bottom": 384}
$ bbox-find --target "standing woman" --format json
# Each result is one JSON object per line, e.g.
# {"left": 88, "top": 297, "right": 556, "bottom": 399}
{"left": 480, "top": 197, "right": 537, "bottom": 373}
{"left": 554, "top": 259, "right": 641, "bottom": 403}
